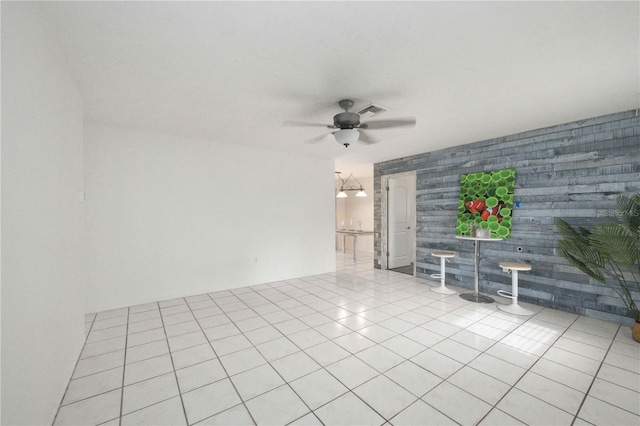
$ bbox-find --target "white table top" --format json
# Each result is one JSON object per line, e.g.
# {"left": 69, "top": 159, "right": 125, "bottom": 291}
{"left": 455, "top": 235, "right": 503, "bottom": 242}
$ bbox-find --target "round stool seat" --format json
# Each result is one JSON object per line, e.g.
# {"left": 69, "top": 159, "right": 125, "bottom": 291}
{"left": 499, "top": 262, "right": 531, "bottom": 271}
{"left": 497, "top": 261, "right": 533, "bottom": 316}
{"left": 432, "top": 251, "right": 456, "bottom": 258}
{"left": 430, "top": 251, "right": 456, "bottom": 295}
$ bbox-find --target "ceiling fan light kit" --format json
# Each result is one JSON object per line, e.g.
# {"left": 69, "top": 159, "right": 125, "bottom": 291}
{"left": 334, "top": 129, "right": 360, "bottom": 147}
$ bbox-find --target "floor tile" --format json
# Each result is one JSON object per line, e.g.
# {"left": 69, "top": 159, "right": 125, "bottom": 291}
{"left": 54, "top": 389, "right": 121, "bottom": 426}
{"left": 314, "top": 391, "right": 385, "bottom": 426}
{"left": 209, "top": 333, "right": 253, "bottom": 357}
{"left": 448, "top": 366, "right": 511, "bottom": 405}
{"left": 515, "top": 371, "right": 584, "bottom": 414}
{"left": 334, "top": 332, "right": 377, "bottom": 354}
{"left": 354, "top": 375, "right": 417, "bottom": 420}
{"left": 384, "top": 360, "right": 442, "bottom": 397}
{"left": 603, "top": 350, "right": 640, "bottom": 374}
{"left": 553, "top": 336, "right": 607, "bottom": 361}
{"left": 304, "top": 340, "right": 351, "bottom": 366}
{"left": 431, "top": 338, "right": 481, "bottom": 364}
{"left": 400, "top": 326, "right": 444, "bottom": 347}
{"left": 73, "top": 350, "right": 125, "bottom": 379}
{"left": 597, "top": 363, "right": 640, "bottom": 392}
{"left": 422, "top": 381, "right": 492, "bottom": 425}
{"left": 218, "top": 346, "right": 267, "bottom": 376}
{"left": 171, "top": 343, "right": 216, "bottom": 370}
{"left": 411, "top": 349, "right": 463, "bottom": 379}
{"left": 127, "top": 328, "right": 166, "bottom": 348}
{"left": 194, "top": 403, "right": 254, "bottom": 425}
{"left": 577, "top": 395, "right": 640, "bottom": 426}
{"left": 357, "top": 324, "right": 397, "bottom": 343}
{"left": 356, "top": 344, "right": 406, "bottom": 373}
{"left": 289, "top": 368, "right": 349, "bottom": 410}
{"left": 176, "top": 358, "right": 227, "bottom": 393}
{"left": 467, "top": 352, "right": 526, "bottom": 385}
{"left": 120, "top": 396, "right": 187, "bottom": 425}
{"left": 164, "top": 320, "right": 202, "bottom": 338}
{"left": 182, "top": 378, "right": 241, "bottom": 424}
{"left": 81, "top": 335, "right": 126, "bottom": 358}
{"left": 588, "top": 378, "right": 640, "bottom": 415}
{"left": 230, "top": 363, "right": 286, "bottom": 401}
{"left": 256, "top": 337, "right": 300, "bottom": 361}
{"left": 122, "top": 372, "right": 179, "bottom": 415}
{"left": 496, "top": 388, "right": 574, "bottom": 425}
{"left": 88, "top": 325, "right": 128, "bottom": 343}
{"left": 529, "top": 357, "right": 593, "bottom": 393}
{"left": 244, "top": 384, "right": 309, "bottom": 426}
{"left": 122, "top": 335, "right": 164, "bottom": 360}
{"left": 290, "top": 412, "right": 323, "bottom": 425}
{"left": 62, "top": 367, "right": 124, "bottom": 405}
{"left": 271, "top": 350, "right": 321, "bottom": 382}
{"left": 478, "top": 408, "right": 526, "bottom": 425}
{"left": 381, "top": 335, "right": 426, "bottom": 359}
{"left": 485, "top": 342, "right": 538, "bottom": 370}
{"left": 124, "top": 354, "right": 174, "bottom": 386}
{"left": 389, "top": 399, "right": 457, "bottom": 425}
{"left": 287, "top": 328, "right": 328, "bottom": 349}
{"left": 542, "top": 346, "right": 601, "bottom": 375}
{"left": 326, "top": 355, "right": 380, "bottom": 389}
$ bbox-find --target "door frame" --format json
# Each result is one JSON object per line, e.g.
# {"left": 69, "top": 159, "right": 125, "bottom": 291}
{"left": 380, "top": 171, "right": 417, "bottom": 274}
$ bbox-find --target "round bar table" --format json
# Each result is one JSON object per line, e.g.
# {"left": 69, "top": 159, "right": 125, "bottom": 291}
{"left": 455, "top": 235, "right": 503, "bottom": 303}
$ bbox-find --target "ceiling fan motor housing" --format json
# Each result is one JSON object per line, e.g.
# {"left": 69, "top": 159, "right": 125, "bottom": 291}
{"left": 333, "top": 112, "right": 361, "bottom": 129}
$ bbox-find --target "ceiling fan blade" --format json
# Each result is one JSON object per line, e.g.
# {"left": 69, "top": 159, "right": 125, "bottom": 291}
{"left": 360, "top": 118, "right": 416, "bottom": 129}
{"left": 282, "top": 120, "right": 333, "bottom": 128}
{"left": 303, "top": 133, "right": 330, "bottom": 144}
{"left": 358, "top": 130, "right": 378, "bottom": 145}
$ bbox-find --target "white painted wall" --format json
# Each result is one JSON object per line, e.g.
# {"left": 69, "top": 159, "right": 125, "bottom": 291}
{"left": 335, "top": 174, "right": 374, "bottom": 253}
{"left": 1, "top": 3, "right": 86, "bottom": 424}
{"left": 84, "top": 124, "right": 336, "bottom": 312}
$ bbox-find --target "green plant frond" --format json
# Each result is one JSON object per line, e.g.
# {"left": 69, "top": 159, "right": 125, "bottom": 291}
{"left": 590, "top": 223, "right": 639, "bottom": 268}
{"left": 556, "top": 194, "right": 640, "bottom": 321}
{"left": 555, "top": 218, "right": 590, "bottom": 241}
{"left": 616, "top": 193, "right": 640, "bottom": 234}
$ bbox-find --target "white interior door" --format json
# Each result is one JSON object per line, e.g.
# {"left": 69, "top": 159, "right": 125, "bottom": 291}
{"left": 388, "top": 174, "right": 415, "bottom": 269}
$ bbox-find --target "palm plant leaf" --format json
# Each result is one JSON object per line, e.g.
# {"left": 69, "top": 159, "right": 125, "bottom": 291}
{"left": 590, "top": 223, "right": 639, "bottom": 269}
{"left": 617, "top": 193, "right": 640, "bottom": 234}
{"left": 556, "top": 218, "right": 606, "bottom": 282}
{"left": 555, "top": 194, "right": 640, "bottom": 322}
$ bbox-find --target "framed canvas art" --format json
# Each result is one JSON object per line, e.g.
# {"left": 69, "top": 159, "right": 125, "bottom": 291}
{"left": 456, "top": 168, "right": 515, "bottom": 238}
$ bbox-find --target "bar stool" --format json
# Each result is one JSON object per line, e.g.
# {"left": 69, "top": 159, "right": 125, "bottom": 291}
{"left": 430, "top": 251, "right": 457, "bottom": 294}
{"left": 497, "top": 262, "right": 533, "bottom": 316}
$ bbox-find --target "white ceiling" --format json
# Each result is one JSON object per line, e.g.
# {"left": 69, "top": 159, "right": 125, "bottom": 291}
{"left": 37, "top": 1, "right": 639, "bottom": 177}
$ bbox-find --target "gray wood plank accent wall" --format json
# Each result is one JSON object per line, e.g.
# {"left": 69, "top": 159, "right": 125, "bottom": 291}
{"left": 374, "top": 110, "right": 640, "bottom": 325}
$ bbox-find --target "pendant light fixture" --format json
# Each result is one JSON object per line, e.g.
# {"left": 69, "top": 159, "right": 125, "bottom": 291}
{"left": 335, "top": 172, "right": 367, "bottom": 198}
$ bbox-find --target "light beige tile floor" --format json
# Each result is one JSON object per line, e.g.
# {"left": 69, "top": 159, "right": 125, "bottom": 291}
{"left": 55, "top": 252, "right": 640, "bottom": 425}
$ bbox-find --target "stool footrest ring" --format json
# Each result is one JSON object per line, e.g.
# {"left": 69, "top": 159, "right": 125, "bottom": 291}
{"left": 497, "top": 289, "right": 514, "bottom": 299}
{"left": 430, "top": 274, "right": 442, "bottom": 279}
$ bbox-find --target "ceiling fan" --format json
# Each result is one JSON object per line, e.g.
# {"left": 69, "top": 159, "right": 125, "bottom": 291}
{"left": 285, "top": 99, "right": 416, "bottom": 147}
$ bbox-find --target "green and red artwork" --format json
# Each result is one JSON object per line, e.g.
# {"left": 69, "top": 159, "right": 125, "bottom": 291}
{"left": 456, "top": 168, "right": 515, "bottom": 239}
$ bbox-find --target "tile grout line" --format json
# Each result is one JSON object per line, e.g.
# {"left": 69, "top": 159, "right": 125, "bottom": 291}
{"left": 157, "top": 299, "right": 191, "bottom": 426}
{"left": 51, "top": 313, "right": 99, "bottom": 425}
{"left": 118, "top": 307, "right": 130, "bottom": 426}
{"left": 569, "top": 324, "right": 626, "bottom": 425}
{"left": 191, "top": 293, "right": 259, "bottom": 425}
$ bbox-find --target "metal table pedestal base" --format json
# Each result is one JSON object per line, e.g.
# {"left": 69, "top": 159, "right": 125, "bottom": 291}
{"left": 460, "top": 293, "right": 495, "bottom": 304}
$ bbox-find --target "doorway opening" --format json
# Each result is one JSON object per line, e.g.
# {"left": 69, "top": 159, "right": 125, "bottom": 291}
{"left": 380, "top": 172, "right": 417, "bottom": 275}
